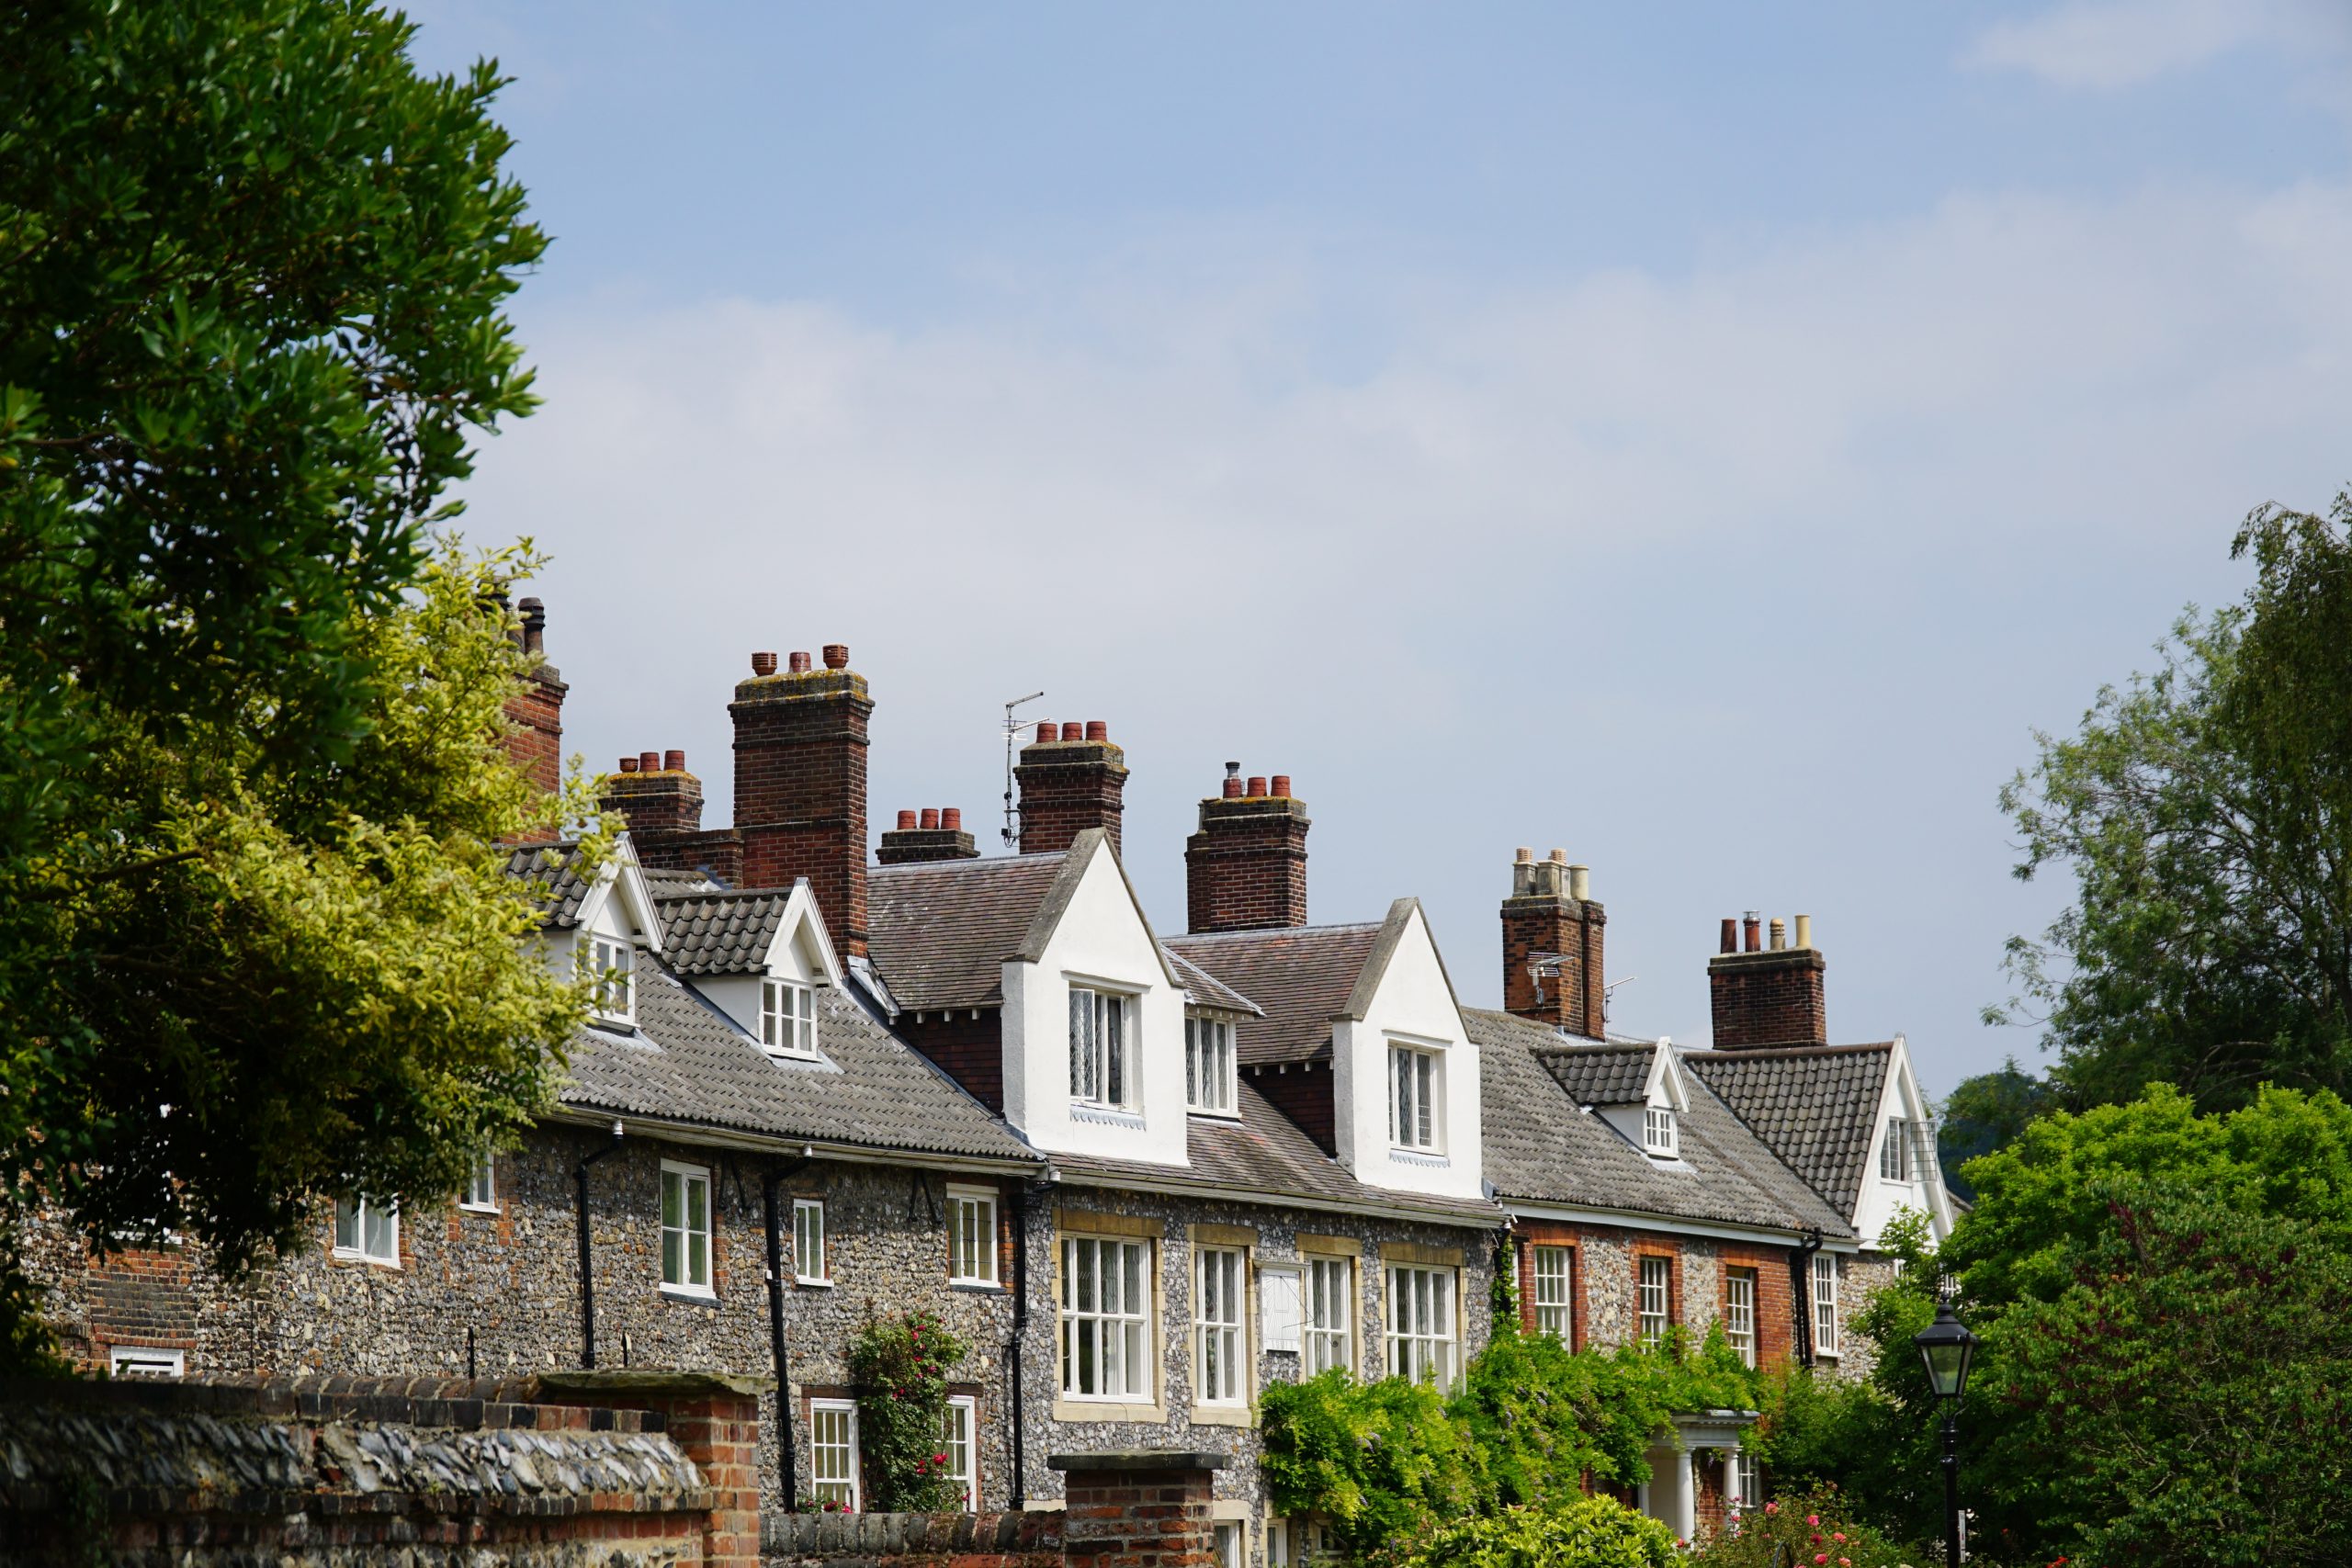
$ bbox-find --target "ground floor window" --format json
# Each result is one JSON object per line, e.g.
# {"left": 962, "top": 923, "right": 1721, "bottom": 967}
{"left": 1733, "top": 1450, "right": 1762, "bottom": 1511}
{"left": 1385, "top": 1263, "right": 1457, "bottom": 1387}
{"left": 1725, "top": 1268, "right": 1758, "bottom": 1367}
{"left": 1271, "top": 1517, "right": 1335, "bottom": 1567}
{"left": 107, "top": 1346, "right": 184, "bottom": 1379}
{"left": 661, "top": 1162, "right": 712, "bottom": 1294}
{"left": 941, "top": 1394, "right": 978, "bottom": 1508}
{"left": 1060, "top": 1235, "right": 1153, "bottom": 1400}
{"left": 809, "top": 1398, "right": 859, "bottom": 1510}
{"left": 1306, "top": 1257, "right": 1353, "bottom": 1373}
{"left": 332, "top": 1196, "right": 398, "bottom": 1267}
{"left": 1813, "top": 1252, "right": 1841, "bottom": 1357}
{"left": 1531, "top": 1244, "right": 1572, "bottom": 1340}
{"left": 1637, "top": 1255, "right": 1671, "bottom": 1347}
{"left": 1213, "top": 1520, "right": 1246, "bottom": 1568}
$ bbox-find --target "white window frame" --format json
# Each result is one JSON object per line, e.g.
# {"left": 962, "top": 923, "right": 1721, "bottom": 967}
{"left": 1643, "top": 1105, "right": 1679, "bottom": 1157}
{"left": 1637, "top": 1255, "right": 1671, "bottom": 1348}
{"left": 1724, "top": 1268, "right": 1758, "bottom": 1368}
{"left": 1186, "top": 1015, "right": 1238, "bottom": 1114}
{"left": 459, "top": 1151, "right": 497, "bottom": 1213}
{"left": 941, "top": 1393, "right": 978, "bottom": 1510}
{"left": 1388, "top": 1043, "right": 1442, "bottom": 1150}
{"left": 588, "top": 934, "right": 635, "bottom": 1024}
{"left": 1880, "top": 1116, "right": 1912, "bottom": 1180}
{"left": 808, "top": 1398, "right": 860, "bottom": 1510}
{"left": 794, "top": 1197, "right": 829, "bottom": 1285}
{"left": 1532, "top": 1245, "right": 1573, "bottom": 1341}
{"left": 947, "top": 1184, "right": 999, "bottom": 1286}
{"left": 332, "top": 1195, "right": 399, "bottom": 1267}
{"left": 763, "top": 976, "right": 819, "bottom": 1059}
{"left": 1733, "top": 1450, "right": 1762, "bottom": 1512}
{"left": 1059, "top": 1234, "right": 1154, "bottom": 1401}
{"left": 1069, "top": 986, "right": 1138, "bottom": 1111}
{"left": 1813, "top": 1252, "right": 1841, "bottom": 1358}
{"left": 660, "top": 1160, "right": 713, "bottom": 1297}
{"left": 1384, "top": 1263, "right": 1457, "bottom": 1388}
{"left": 1213, "top": 1520, "right": 1247, "bottom": 1568}
{"left": 107, "top": 1346, "right": 185, "bottom": 1380}
{"left": 1305, "top": 1257, "right": 1353, "bottom": 1375}
{"left": 1196, "top": 1246, "right": 1249, "bottom": 1407}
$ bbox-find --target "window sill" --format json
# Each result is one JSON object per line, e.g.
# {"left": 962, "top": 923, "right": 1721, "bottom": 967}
{"left": 1185, "top": 1108, "right": 1242, "bottom": 1122}
{"left": 1386, "top": 1148, "right": 1450, "bottom": 1168}
{"left": 763, "top": 1047, "right": 825, "bottom": 1065}
{"left": 950, "top": 1280, "right": 1005, "bottom": 1294}
{"left": 329, "top": 1250, "right": 401, "bottom": 1270}
{"left": 1052, "top": 1395, "right": 1166, "bottom": 1424}
{"left": 1071, "top": 1104, "right": 1146, "bottom": 1128}
{"left": 1191, "top": 1401, "right": 1255, "bottom": 1428}
{"left": 587, "top": 1018, "right": 638, "bottom": 1035}
{"left": 661, "top": 1285, "right": 719, "bottom": 1305}
{"left": 457, "top": 1202, "right": 499, "bottom": 1216}
{"left": 794, "top": 1277, "right": 834, "bottom": 1289}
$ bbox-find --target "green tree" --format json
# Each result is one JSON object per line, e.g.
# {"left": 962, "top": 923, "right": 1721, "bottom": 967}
{"left": 1932, "top": 1057, "right": 2056, "bottom": 1202}
{"left": 1994, "top": 494, "right": 2352, "bottom": 1110}
{"left": 0, "top": 1, "right": 575, "bottom": 1368}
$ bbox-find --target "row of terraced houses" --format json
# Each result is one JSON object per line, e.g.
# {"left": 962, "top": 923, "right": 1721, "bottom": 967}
{"left": 31, "top": 609, "right": 1957, "bottom": 1553}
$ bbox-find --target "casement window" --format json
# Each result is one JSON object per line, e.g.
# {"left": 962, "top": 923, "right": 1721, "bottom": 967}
{"left": 1724, "top": 1268, "right": 1758, "bottom": 1368}
{"left": 1069, "top": 987, "right": 1136, "bottom": 1110}
{"left": 1734, "top": 1451, "right": 1762, "bottom": 1511}
{"left": 1186, "top": 1016, "right": 1237, "bottom": 1113}
{"left": 763, "top": 978, "right": 818, "bottom": 1059}
{"left": 460, "top": 1151, "right": 497, "bottom": 1213}
{"left": 108, "top": 1347, "right": 185, "bottom": 1380}
{"left": 794, "top": 1198, "right": 829, "bottom": 1284}
{"left": 660, "top": 1162, "right": 712, "bottom": 1295}
{"left": 1813, "top": 1253, "right": 1841, "bottom": 1357}
{"left": 1305, "top": 1257, "right": 1354, "bottom": 1374}
{"left": 1196, "top": 1247, "right": 1248, "bottom": 1406}
{"left": 1879, "top": 1117, "right": 1913, "bottom": 1180}
{"left": 1389, "top": 1045, "right": 1440, "bottom": 1150}
{"left": 808, "top": 1399, "right": 860, "bottom": 1510}
{"left": 1385, "top": 1264, "right": 1457, "bottom": 1388}
{"left": 1060, "top": 1235, "right": 1153, "bottom": 1400}
{"left": 589, "top": 935, "right": 635, "bottom": 1023}
{"left": 1213, "top": 1521, "right": 1247, "bottom": 1568}
{"left": 1532, "top": 1245, "right": 1573, "bottom": 1341}
{"left": 940, "top": 1394, "right": 978, "bottom": 1509}
{"left": 1637, "top": 1256, "right": 1672, "bottom": 1347}
{"left": 1643, "top": 1105, "right": 1679, "bottom": 1158}
{"left": 948, "top": 1185, "right": 999, "bottom": 1286}
{"left": 333, "top": 1196, "right": 399, "bottom": 1267}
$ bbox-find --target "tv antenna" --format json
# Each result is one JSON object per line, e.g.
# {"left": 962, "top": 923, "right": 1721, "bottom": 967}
{"left": 1001, "top": 691, "right": 1046, "bottom": 848}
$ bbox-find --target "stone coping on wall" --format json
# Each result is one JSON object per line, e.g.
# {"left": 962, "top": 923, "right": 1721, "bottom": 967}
{"left": 1046, "top": 1450, "right": 1229, "bottom": 1473}
{"left": 763, "top": 1506, "right": 1068, "bottom": 1561}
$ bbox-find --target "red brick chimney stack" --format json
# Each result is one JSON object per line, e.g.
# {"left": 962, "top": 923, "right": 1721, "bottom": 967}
{"left": 500, "top": 596, "right": 567, "bottom": 843}
{"left": 730, "top": 644, "right": 873, "bottom": 956}
{"left": 1015, "top": 719, "right": 1129, "bottom": 855}
{"left": 1709, "top": 911, "right": 1827, "bottom": 1048}
{"left": 1500, "top": 847, "right": 1607, "bottom": 1035}
{"left": 599, "top": 750, "right": 706, "bottom": 836}
{"left": 1184, "top": 764, "right": 1310, "bottom": 933}
{"left": 878, "top": 805, "right": 982, "bottom": 864}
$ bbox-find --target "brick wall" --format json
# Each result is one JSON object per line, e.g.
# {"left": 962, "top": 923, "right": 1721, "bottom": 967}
{"left": 1183, "top": 784, "right": 1308, "bottom": 934}
{"left": 603, "top": 753, "right": 707, "bottom": 835}
{"left": 1055, "top": 1451, "right": 1220, "bottom": 1568}
{"left": 730, "top": 649, "right": 873, "bottom": 955}
{"left": 1243, "top": 1062, "right": 1335, "bottom": 1156}
{"left": 1498, "top": 854, "right": 1605, "bottom": 1036}
{"left": 1706, "top": 950, "right": 1828, "bottom": 1048}
{"left": 898, "top": 1009, "right": 1009, "bottom": 1111}
{"left": 1015, "top": 728, "right": 1128, "bottom": 856}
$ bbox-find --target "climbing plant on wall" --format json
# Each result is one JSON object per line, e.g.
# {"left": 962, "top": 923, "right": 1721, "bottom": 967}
{"left": 847, "top": 1310, "right": 971, "bottom": 1511}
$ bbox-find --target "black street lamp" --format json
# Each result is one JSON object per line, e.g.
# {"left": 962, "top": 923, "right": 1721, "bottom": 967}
{"left": 1913, "top": 1302, "right": 1979, "bottom": 1564}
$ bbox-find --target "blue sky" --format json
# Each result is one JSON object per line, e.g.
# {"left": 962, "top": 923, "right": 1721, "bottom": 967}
{"left": 407, "top": 2, "right": 2352, "bottom": 1096}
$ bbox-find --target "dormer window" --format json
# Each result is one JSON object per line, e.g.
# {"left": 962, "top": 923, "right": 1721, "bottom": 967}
{"left": 1186, "top": 1017, "right": 1236, "bottom": 1114}
{"left": 1069, "top": 986, "right": 1136, "bottom": 1110}
{"left": 589, "top": 936, "right": 635, "bottom": 1024}
{"left": 1390, "top": 1044, "right": 1442, "bottom": 1150}
{"left": 763, "top": 978, "right": 818, "bottom": 1059}
{"left": 1643, "top": 1105, "right": 1679, "bottom": 1158}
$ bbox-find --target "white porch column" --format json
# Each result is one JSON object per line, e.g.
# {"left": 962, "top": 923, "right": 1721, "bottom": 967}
{"left": 1674, "top": 1448, "right": 1697, "bottom": 1543}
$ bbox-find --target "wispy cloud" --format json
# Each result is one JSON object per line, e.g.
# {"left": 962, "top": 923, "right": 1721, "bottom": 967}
{"left": 1963, "top": 0, "right": 2340, "bottom": 91}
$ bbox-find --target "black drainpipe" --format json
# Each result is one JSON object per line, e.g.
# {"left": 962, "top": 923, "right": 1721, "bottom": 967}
{"left": 1006, "top": 1179, "right": 1035, "bottom": 1512}
{"left": 575, "top": 1121, "right": 626, "bottom": 1369}
{"left": 1790, "top": 1226, "right": 1823, "bottom": 1371}
{"left": 763, "top": 1158, "right": 810, "bottom": 1513}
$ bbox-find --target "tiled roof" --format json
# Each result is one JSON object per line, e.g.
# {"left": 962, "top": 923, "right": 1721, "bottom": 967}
{"left": 1684, "top": 1043, "right": 1895, "bottom": 1219}
{"left": 503, "top": 840, "right": 595, "bottom": 929}
{"left": 656, "top": 889, "right": 790, "bottom": 976}
{"left": 1051, "top": 1084, "right": 1498, "bottom": 1227}
{"left": 556, "top": 964, "right": 1034, "bottom": 1163}
{"left": 1536, "top": 1043, "right": 1656, "bottom": 1106}
{"left": 867, "top": 852, "right": 1069, "bottom": 1010}
{"left": 640, "top": 864, "right": 723, "bottom": 897}
{"left": 1163, "top": 947, "right": 1263, "bottom": 1017}
{"left": 1469, "top": 1009, "right": 1853, "bottom": 1238}
{"left": 1164, "top": 923, "right": 1383, "bottom": 1066}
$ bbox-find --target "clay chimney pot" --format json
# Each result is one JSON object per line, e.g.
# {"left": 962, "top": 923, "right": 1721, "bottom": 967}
{"left": 1060, "top": 721, "right": 1082, "bottom": 742}
{"left": 789, "top": 650, "right": 813, "bottom": 674}
{"left": 1247, "top": 776, "right": 1267, "bottom": 798}
{"left": 1036, "top": 721, "right": 1057, "bottom": 743}
{"left": 639, "top": 750, "right": 661, "bottom": 773}
{"left": 1516, "top": 847, "right": 1534, "bottom": 864}
{"left": 1270, "top": 773, "right": 1292, "bottom": 797}
{"left": 618, "top": 756, "right": 639, "bottom": 773}
{"left": 821, "top": 644, "right": 849, "bottom": 671}
{"left": 920, "top": 807, "right": 940, "bottom": 830}
{"left": 941, "top": 807, "right": 962, "bottom": 830}
{"left": 752, "top": 651, "right": 779, "bottom": 677}
{"left": 1719, "top": 917, "right": 1738, "bottom": 954}
{"left": 663, "top": 750, "right": 685, "bottom": 773}
{"left": 896, "top": 809, "right": 917, "bottom": 830}
{"left": 1085, "top": 720, "right": 1108, "bottom": 741}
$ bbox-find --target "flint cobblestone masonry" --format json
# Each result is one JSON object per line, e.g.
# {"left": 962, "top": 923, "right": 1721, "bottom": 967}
{"left": 763, "top": 1506, "right": 1065, "bottom": 1567}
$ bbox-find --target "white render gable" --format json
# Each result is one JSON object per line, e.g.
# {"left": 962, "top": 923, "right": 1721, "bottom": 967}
{"left": 1329, "top": 898, "right": 1485, "bottom": 1201}
{"left": 537, "top": 839, "right": 663, "bottom": 980}
{"left": 1854, "top": 1033, "right": 1956, "bottom": 1247}
{"left": 1000, "top": 831, "right": 1190, "bottom": 1168}
{"left": 1598, "top": 1041, "right": 1691, "bottom": 1163}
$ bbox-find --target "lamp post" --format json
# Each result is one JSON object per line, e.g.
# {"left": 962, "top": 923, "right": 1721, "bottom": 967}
{"left": 1913, "top": 1301, "right": 1979, "bottom": 1565}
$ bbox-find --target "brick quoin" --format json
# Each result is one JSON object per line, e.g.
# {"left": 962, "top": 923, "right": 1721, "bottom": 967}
{"left": 1183, "top": 768, "right": 1308, "bottom": 933}
{"left": 1499, "top": 850, "right": 1606, "bottom": 1036}
{"left": 1015, "top": 724, "right": 1128, "bottom": 856}
{"left": 731, "top": 647, "right": 872, "bottom": 957}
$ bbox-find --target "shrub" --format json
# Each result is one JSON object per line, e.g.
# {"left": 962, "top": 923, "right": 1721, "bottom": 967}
{"left": 1689, "top": 1483, "right": 1912, "bottom": 1568}
{"left": 1261, "top": 1369, "right": 1487, "bottom": 1561}
{"left": 846, "top": 1310, "right": 969, "bottom": 1511}
{"left": 1393, "top": 1496, "right": 1678, "bottom": 1568}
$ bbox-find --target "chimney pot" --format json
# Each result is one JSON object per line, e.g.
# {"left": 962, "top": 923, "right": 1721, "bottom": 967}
{"left": 1060, "top": 721, "right": 1083, "bottom": 742}
{"left": 1270, "top": 773, "right": 1292, "bottom": 797}
{"left": 1770, "top": 916, "right": 1788, "bottom": 951}
{"left": 663, "top": 750, "right": 685, "bottom": 773}
{"left": 941, "top": 807, "right": 962, "bottom": 830}
{"left": 1794, "top": 913, "right": 1814, "bottom": 950}
{"left": 1222, "top": 767, "right": 1244, "bottom": 799}
{"left": 1247, "top": 775, "right": 1267, "bottom": 797}
{"left": 1719, "top": 917, "right": 1738, "bottom": 954}
{"left": 618, "top": 756, "right": 639, "bottom": 773}
{"left": 1516, "top": 847, "right": 1534, "bottom": 864}
{"left": 639, "top": 750, "right": 661, "bottom": 774}
{"left": 1036, "top": 721, "right": 1057, "bottom": 743}
{"left": 1743, "top": 911, "right": 1762, "bottom": 953}
{"left": 1549, "top": 848, "right": 1567, "bottom": 864}
{"left": 517, "top": 596, "right": 547, "bottom": 656}
{"left": 1085, "top": 720, "right": 1108, "bottom": 741}
{"left": 789, "top": 650, "right": 813, "bottom": 674}
{"left": 897, "top": 809, "right": 917, "bottom": 830}
{"left": 821, "top": 644, "right": 849, "bottom": 671}
{"left": 920, "top": 807, "right": 940, "bottom": 830}
{"left": 752, "top": 651, "right": 779, "bottom": 677}
{"left": 1568, "top": 863, "right": 1590, "bottom": 901}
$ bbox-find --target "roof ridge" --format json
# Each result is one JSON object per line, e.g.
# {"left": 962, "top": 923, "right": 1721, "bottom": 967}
{"left": 1167, "top": 920, "right": 1385, "bottom": 943}
{"left": 870, "top": 851, "right": 1067, "bottom": 877}
{"left": 1689, "top": 1042, "right": 1894, "bottom": 1060}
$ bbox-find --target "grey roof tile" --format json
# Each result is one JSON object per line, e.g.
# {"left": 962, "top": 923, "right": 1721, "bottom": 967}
{"left": 1536, "top": 1043, "right": 1657, "bottom": 1106}
{"left": 1163, "top": 923, "right": 1383, "bottom": 1066}
{"left": 1684, "top": 1043, "right": 1895, "bottom": 1219}
{"left": 867, "top": 852, "right": 1070, "bottom": 1010}
{"left": 557, "top": 964, "right": 1034, "bottom": 1163}
{"left": 641, "top": 864, "right": 724, "bottom": 897}
{"left": 656, "top": 889, "right": 791, "bottom": 976}
{"left": 1163, "top": 947, "right": 1264, "bottom": 1017}
{"left": 503, "top": 840, "right": 595, "bottom": 930}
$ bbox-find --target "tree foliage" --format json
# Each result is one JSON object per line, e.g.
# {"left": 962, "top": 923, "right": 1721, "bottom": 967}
{"left": 0, "top": 0, "right": 575, "bottom": 1368}
{"left": 1392, "top": 1497, "right": 1677, "bottom": 1568}
{"left": 1995, "top": 494, "right": 2352, "bottom": 1109}
{"left": 1932, "top": 1057, "right": 2056, "bottom": 1202}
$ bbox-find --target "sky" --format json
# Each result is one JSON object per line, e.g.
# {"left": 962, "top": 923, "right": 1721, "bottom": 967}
{"left": 403, "top": 1, "right": 2352, "bottom": 1099}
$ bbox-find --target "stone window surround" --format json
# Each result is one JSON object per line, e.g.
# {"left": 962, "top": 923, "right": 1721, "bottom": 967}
{"left": 1297, "top": 1233, "right": 1360, "bottom": 1376}
{"left": 1378, "top": 1239, "right": 1464, "bottom": 1387}
{"left": 1051, "top": 1208, "right": 1166, "bottom": 1424}
{"left": 1189, "top": 1222, "right": 1259, "bottom": 1427}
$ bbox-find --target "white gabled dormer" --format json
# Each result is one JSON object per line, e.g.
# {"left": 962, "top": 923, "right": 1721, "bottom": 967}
{"left": 1000, "top": 829, "right": 1190, "bottom": 1167}
{"left": 1857, "top": 1032, "right": 1958, "bottom": 1247}
{"left": 1597, "top": 1042, "right": 1692, "bottom": 1165}
{"left": 686, "top": 880, "right": 845, "bottom": 1060}
{"left": 547, "top": 838, "right": 663, "bottom": 1031}
{"left": 1329, "top": 898, "right": 1485, "bottom": 1201}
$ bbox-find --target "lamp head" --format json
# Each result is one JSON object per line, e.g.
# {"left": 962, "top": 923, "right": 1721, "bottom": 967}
{"left": 1912, "top": 1301, "right": 1978, "bottom": 1403}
